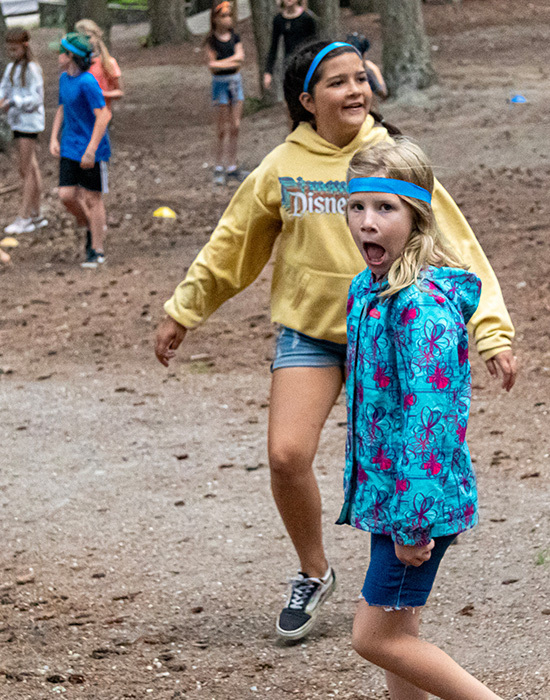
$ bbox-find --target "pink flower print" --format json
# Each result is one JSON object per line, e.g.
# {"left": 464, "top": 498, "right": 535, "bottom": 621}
{"left": 458, "top": 344, "right": 468, "bottom": 366}
{"left": 428, "top": 363, "right": 450, "bottom": 390}
{"left": 373, "top": 446, "right": 393, "bottom": 471}
{"left": 403, "top": 393, "right": 416, "bottom": 410}
{"left": 423, "top": 451, "right": 442, "bottom": 477}
{"left": 427, "top": 281, "right": 437, "bottom": 291}
{"left": 400, "top": 305, "right": 418, "bottom": 326}
{"left": 456, "top": 424, "right": 466, "bottom": 444}
{"left": 357, "top": 464, "right": 369, "bottom": 484}
{"left": 464, "top": 503, "right": 475, "bottom": 524}
{"left": 395, "top": 478, "right": 410, "bottom": 494}
{"left": 347, "top": 294, "right": 355, "bottom": 314}
{"left": 434, "top": 295, "right": 445, "bottom": 305}
{"left": 374, "top": 364, "right": 390, "bottom": 388}
{"left": 369, "top": 308, "right": 381, "bottom": 319}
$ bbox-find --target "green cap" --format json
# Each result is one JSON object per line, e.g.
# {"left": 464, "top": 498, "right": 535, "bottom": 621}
{"left": 60, "top": 32, "right": 92, "bottom": 57}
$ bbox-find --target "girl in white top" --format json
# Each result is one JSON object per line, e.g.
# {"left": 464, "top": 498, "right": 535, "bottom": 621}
{"left": 0, "top": 28, "right": 47, "bottom": 234}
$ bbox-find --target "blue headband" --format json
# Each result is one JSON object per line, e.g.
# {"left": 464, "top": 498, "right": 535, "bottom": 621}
{"left": 303, "top": 42, "right": 361, "bottom": 93}
{"left": 347, "top": 177, "right": 432, "bottom": 204}
{"left": 60, "top": 37, "right": 88, "bottom": 58}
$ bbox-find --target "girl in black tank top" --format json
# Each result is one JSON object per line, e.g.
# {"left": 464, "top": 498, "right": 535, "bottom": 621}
{"left": 204, "top": 1, "right": 247, "bottom": 185}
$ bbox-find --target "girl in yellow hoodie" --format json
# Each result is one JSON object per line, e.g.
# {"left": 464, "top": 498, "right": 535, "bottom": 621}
{"left": 155, "top": 41, "right": 517, "bottom": 642}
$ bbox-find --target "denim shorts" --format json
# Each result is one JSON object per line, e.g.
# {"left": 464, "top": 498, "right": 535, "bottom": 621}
{"left": 271, "top": 326, "right": 347, "bottom": 372}
{"left": 211, "top": 73, "right": 244, "bottom": 105}
{"left": 362, "top": 533, "right": 457, "bottom": 609}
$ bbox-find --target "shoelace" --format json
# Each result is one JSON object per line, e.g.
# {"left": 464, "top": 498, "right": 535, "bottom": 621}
{"left": 287, "top": 577, "right": 320, "bottom": 611}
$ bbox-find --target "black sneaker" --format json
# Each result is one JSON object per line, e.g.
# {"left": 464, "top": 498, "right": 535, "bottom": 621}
{"left": 81, "top": 249, "right": 105, "bottom": 269}
{"left": 276, "top": 567, "right": 336, "bottom": 641}
{"left": 225, "top": 167, "right": 250, "bottom": 184}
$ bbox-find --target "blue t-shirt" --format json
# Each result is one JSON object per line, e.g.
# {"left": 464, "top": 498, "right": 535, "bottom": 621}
{"left": 58, "top": 71, "right": 110, "bottom": 162}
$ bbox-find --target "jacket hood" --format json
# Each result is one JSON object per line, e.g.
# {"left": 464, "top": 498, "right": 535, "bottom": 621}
{"left": 285, "top": 115, "right": 383, "bottom": 157}
{"left": 421, "top": 267, "right": 481, "bottom": 324}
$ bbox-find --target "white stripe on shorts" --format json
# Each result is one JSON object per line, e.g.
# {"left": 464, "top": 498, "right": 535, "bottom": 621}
{"left": 100, "top": 161, "right": 109, "bottom": 194}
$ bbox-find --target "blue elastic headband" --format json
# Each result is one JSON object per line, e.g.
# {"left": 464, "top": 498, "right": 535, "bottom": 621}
{"left": 60, "top": 37, "right": 88, "bottom": 58}
{"left": 303, "top": 42, "right": 360, "bottom": 93}
{"left": 347, "top": 177, "right": 432, "bottom": 204}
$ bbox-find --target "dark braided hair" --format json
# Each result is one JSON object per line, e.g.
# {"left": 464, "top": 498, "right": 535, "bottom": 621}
{"left": 283, "top": 40, "right": 402, "bottom": 136}
{"left": 283, "top": 41, "right": 360, "bottom": 131}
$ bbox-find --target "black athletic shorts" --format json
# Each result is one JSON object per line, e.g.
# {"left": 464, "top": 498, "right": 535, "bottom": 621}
{"left": 13, "top": 131, "right": 39, "bottom": 139}
{"left": 59, "top": 157, "right": 109, "bottom": 193}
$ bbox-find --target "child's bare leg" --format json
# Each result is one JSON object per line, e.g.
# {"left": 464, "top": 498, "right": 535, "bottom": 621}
{"left": 30, "top": 150, "right": 43, "bottom": 216}
{"left": 268, "top": 366, "right": 343, "bottom": 577}
{"left": 227, "top": 100, "right": 243, "bottom": 167}
{"left": 383, "top": 609, "right": 427, "bottom": 700}
{"left": 352, "top": 601, "right": 503, "bottom": 700}
{"left": 82, "top": 189, "right": 106, "bottom": 252}
{"left": 215, "top": 104, "right": 231, "bottom": 167}
{"left": 18, "top": 138, "right": 36, "bottom": 218}
{"left": 58, "top": 186, "right": 88, "bottom": 226}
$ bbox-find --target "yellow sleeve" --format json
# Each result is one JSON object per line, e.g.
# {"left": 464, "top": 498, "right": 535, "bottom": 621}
{"left": 432, "top": 180, "right": 514, "bottom": 360}
{"left": 164, "top": 167, "right": 282, "bottom": 329}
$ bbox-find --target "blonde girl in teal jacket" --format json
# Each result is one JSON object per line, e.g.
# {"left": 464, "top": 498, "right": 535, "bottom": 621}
{"left": 342, "top": 140, "right": 506, "bottom": 700}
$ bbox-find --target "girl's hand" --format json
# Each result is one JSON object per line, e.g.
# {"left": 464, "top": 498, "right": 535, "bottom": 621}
{"left": 155, "top": 316, "right": 187, "bottom": 367}
{"left": 485, "top": 348, "right": 517, "bottom": 392}
{"left": 263, "top": 73, "right": 272, "bottom": 90}
{"left": 395, "top": 539, "right": 435, "bottom": 567}
{"left": 49, "top": 139, "right": 60, "bottom": 157}
{"left": 0, "top": 99, "right": 9, "bottom": 112}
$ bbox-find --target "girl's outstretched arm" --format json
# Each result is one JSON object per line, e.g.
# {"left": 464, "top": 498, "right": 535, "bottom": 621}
{"left": 163, "top": 165, "right": 282, "bottom": 332}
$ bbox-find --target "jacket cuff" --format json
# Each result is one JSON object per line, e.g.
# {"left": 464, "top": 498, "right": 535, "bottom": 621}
{"left": 477, "top": 344, "right": 512, "bottom": 362}
{"left": 393, "top": 526, "right": 432, "bottom": 547}
{"left": 163, "top": 298, "right": 200, "bottom": 330}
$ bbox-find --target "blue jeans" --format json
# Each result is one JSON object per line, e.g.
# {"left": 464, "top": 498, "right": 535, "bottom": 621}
{"left": 362, "top": 533, "right": 457, "bottom": 609}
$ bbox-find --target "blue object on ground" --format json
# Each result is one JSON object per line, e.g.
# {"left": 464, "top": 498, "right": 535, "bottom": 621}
{"left": 510, "top": 94, "right": 527, "bottom": 103}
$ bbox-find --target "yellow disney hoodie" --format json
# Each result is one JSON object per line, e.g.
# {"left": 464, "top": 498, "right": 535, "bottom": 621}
{"left": 165, "top": 117, "right": 514, "bottom": 359}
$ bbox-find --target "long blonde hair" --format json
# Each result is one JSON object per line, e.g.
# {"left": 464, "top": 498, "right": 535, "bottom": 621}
{"left": 347, "top": 139, "right": 466, "bottom": 297}
{"left": 75, "top": 19, "right": 116, "bottom": 78}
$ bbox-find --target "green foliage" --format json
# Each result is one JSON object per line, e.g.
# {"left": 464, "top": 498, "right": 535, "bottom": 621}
{"left": 112, "top": 0, "right": 147, "bottom": 7}
{"left": 535, "top": 549, "right": 550, "bottom": 566}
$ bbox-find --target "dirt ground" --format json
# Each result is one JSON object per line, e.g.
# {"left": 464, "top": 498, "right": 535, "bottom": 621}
{"left": 1, "top": 0, "right": 550, "bottom": 698}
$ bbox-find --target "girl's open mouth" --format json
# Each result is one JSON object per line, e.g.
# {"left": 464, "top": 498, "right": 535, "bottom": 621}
{"left": 363, "top": 242, "right": 386, "bottom": 265}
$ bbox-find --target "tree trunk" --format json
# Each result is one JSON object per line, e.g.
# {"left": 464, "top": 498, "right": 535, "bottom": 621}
{"left": 0, "top": 10, "right": 6, "bottom": 67}
{"left": 350, "top": 0, "right": 379, "bottom": 14}
{"left": 66, "top": 0, "right": 111, "bottom": 43}
{"left": 380, "top": 0, "right": 435, "bottom": 95}
{"left": 149, "top": 0, "right": 190, "bottom": 45}
{"left": 249, "top": 0, "right": 276, "bottom": 100}
{"left": 308, "top": 0, "right": 340, "bottom": 39}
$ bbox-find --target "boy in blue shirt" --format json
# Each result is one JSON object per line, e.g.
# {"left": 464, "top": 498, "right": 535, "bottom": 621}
{"left": 49, "top": 33, "right": 111, "bottom": 268}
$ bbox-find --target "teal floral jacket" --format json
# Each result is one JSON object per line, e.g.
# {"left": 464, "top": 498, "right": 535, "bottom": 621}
{"left": 337, "top": 266, "right": 481, "bottom": 546}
